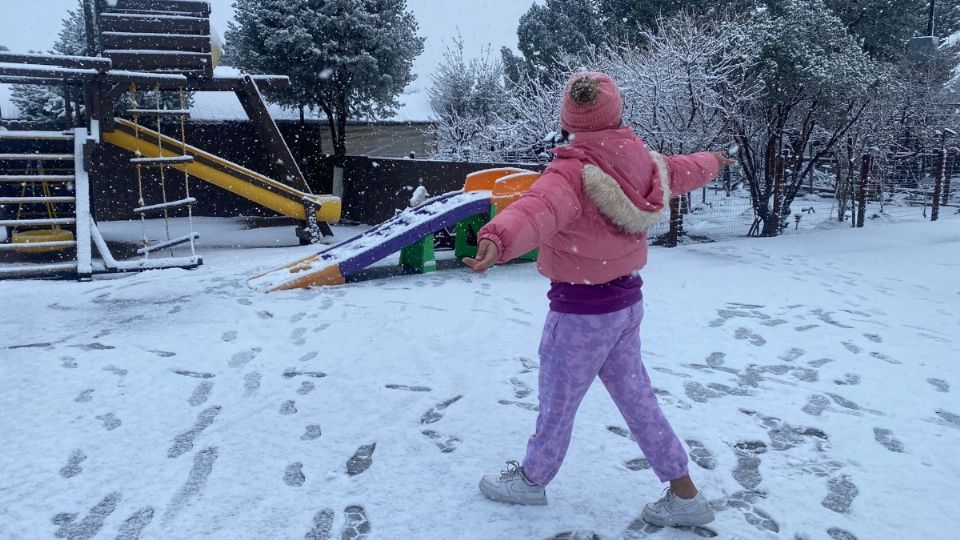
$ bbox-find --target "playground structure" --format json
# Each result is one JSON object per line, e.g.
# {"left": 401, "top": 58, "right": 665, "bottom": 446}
{"left": 0, "top": 0, "right": 341, "bottom": 280}
{"left": 250, "top": 168, "right": 541, "bottom": 292}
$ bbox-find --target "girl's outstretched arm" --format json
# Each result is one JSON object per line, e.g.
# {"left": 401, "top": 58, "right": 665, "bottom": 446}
{"left": 664, "top": 152, "right": 731, "bottom": 196}
{"left": 471, "top": 171, "right": 582, "bottom": 267}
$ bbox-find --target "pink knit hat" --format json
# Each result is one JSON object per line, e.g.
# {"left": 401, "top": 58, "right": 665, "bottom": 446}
{"left": 560, "top": 72, "right": 623, "bottom": 133}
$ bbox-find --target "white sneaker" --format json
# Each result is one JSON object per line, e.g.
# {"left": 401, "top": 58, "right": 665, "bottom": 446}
{"left": 479, "top": 460, "right": 547, "bottom": 506}
{"left": 642, "top": 488, "right": 715, "bottom": 527}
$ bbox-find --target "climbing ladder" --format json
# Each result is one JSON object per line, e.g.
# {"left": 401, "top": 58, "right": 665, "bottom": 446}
{"left": 0, "top": 130, "right": 81, "bottom": 278}
{"left": 125, "top": 84, "right": 200, "bottom": 261}
{"left": 0, "top": 126, "right": 202, "bottom": 281}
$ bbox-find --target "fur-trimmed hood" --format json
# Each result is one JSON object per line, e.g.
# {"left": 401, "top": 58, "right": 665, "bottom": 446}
{"left": 552, "top": 128, "right": 671, "bottom": 235}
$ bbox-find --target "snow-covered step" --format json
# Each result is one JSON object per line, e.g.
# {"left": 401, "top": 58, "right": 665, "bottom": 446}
{"left": 0, "top": 130, "right": 73, "bottom": 141}
{"left": 126, "top": 108, "right": 191, "bottom": 117}
{"left": 0, "top": 218, "right": 76, "bottom": 227}
{"left": 0, "top": 175, "right": 76, "bottom": 183}
{"left": 0, "top": 241, "right": 76, "bottom": 251}
{"left": 99, "top": 13, "right": 210, "bottom": 36}
{"left": 0, "top": 196, "right": 76, "bottom": 204}
{"left": 116, "top": 0, "right": 211, "bottom": 15}
{"left": 104, "top": 50, "right": 212, "bottom": 73}
{"left": 136, "top": 232, "right": 199, "bottom": 255}
{"left": 0, "top": 262, "right": 78, "bottom": 277}
{"left": 101, "top": 32, "right": 211, "bottom": 53}
{"left": 130, "top": 155, "right": 194, "bottom": 167}
{"left": 133, "top": 197, "right": 196, "bottom": 215}
{"left": 0, "top": 153, "right": 74, "bottom": 161}
{"left": 105, "top": 9, "right": 200, "bottom": 17}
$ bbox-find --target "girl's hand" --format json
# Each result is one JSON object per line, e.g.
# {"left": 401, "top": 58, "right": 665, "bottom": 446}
{"left": 713, "top": 152, "right": 737, "bottom": 168}
{"left": 463, "top": 239, "right": 499, "bottom": 272}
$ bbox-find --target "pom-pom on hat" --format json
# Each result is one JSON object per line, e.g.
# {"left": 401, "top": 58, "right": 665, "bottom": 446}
{"left": 560, "top": 72, "right": 623, "bottom": 133}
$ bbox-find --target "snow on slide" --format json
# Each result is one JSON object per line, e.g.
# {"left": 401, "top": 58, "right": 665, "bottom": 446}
{"left": 249, "top": 190, "right": 493, "bottom": 291}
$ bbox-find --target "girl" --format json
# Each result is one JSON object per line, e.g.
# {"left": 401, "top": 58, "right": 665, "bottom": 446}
{"left": 464, "top": 72, "right": 734, "bottom": 528}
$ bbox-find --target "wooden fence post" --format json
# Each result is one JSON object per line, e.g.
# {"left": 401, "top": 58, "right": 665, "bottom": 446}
{"left": 768, "top": 153, "right": 785, "bottom": 237}
{"left": 932, "top": 149, "right": 944, "bottom": 222}
{"left": 857, "top": 154, "right": 871, "bottom": 228}
{"left": 943, "top": 149, "right": 956, "bottom": 206}
{"left": 667, "top": 196, "right": 681, "bottom": 247}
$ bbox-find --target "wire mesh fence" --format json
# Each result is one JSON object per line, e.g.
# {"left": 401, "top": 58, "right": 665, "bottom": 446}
{"left": 650, "top": 148, "right": 960, "bottom": 245}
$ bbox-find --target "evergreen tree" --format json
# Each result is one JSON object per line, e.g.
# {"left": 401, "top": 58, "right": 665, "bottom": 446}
{"left": 9, "top": 1, "right": 87, "bottom": 125}
{"left": 598, "top": 0, "right": 728, "bottom": 42}
{"left": 503, "top": 0, "right": 736, "bottom": 82}
{"left": 824, "top": 0, "right": 960, "bottom": 62}
{"left": 502, "top": 0, "right": 607, "bottom": 82}
{"left": 227, "top": 0, "right": 425, "bottom": 197}
{"left": 429, "top": 37, "right": 508, "bottom": 161}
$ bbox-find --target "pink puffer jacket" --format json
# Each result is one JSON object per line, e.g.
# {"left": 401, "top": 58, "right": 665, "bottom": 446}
{"left": 478, "top": 127, "right": 719, "bottom": 285}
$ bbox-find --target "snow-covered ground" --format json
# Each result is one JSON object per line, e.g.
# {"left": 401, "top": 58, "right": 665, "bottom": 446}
{"left": 1, "top": 219, "right": 959, "bottom": 540}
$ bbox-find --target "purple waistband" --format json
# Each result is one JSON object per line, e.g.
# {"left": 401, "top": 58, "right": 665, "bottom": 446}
{"left": 548, "top": 274, "right": 644, "bottom": 315}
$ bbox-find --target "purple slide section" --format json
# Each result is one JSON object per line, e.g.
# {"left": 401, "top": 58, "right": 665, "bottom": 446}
{"left": 335, "top": 193, "right": 491, "bottom": 277}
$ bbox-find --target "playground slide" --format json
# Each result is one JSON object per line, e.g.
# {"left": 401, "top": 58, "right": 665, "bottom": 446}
{"left": 248, "top": 190, "right": 494, "bottom": 291}
{"left": 103, "top": 118, "right": 341, "bottom": 223}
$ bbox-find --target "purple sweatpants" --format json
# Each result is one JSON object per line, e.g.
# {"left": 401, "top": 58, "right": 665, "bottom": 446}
{"left": 521, "top": 302, "right": 689, "bottom": 485}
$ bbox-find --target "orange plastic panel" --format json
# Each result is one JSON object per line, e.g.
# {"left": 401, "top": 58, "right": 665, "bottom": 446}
{"left": 463, "top": 167, "right": 527, "bottom": 192}
{"left": 491, "top": 171, "right": 541, "bottom": 211}
{"left": 272, "top": 264, "right": 346, "bottom": 291}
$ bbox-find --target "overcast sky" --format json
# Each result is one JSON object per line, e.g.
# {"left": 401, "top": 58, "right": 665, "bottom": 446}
{"left": 0, "top": 0, "right": 539, "bottom": 120}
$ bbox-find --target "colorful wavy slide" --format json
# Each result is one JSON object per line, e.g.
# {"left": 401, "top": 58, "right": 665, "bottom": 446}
{"left": 249, "top": 167, "right": 541, "bottom": 292}
{"left": 103, "top": 118, "right": 341, "bottom": 223}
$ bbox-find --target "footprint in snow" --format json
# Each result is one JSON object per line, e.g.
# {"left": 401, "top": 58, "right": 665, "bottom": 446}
{"left": 304, "top": 508, "right": 335, "bottom": 540}
{"left": 498, "top": 399, "right": 538, "bottom": 411}
{"left": 834, "top": 374, "right": 861, "bottom": 386}
{"left": 188, "top": 381, "right": 214, "bottom": 407}
{"left": 96, "top": 413, "right": 122, "bottom": 431}
{"left": 827, "top": 527, "right": 860, "bottom": 540}
{"left": 873, "top": 428, "right": 905, "bottom": 453}
{"left": 509, "top": 377, "right": 532, "bottom": 398}
{"left": 229, "top": 347, "right": 261, "bottom": 368}
{"left": 420, "top": 395, "right": 463, "bottom": 425}
{"left": 709, "top": 490, "right": 779, "bottom": 534}
{"left": 822, "top": 475, "right": 859, "bottom": 514}
{"left": 284, "top": 462, "right": 305, "bottom": 487}
{"left": 341, "top": 506, "right": 371, "bottom": 540}
{"left": 59, "top": 450, "right": 87, "bottom": 479}
{"left": 385, "top": 384, "right": 431, "bottom": 392}
{"left": 115, "top": 507, "right": 155, "bottom": 540}
{"left": 243, "top": 372, "right": 261, "bottom": 396}
{"left": 734, "top": 327, "right": 766, "bottom": 347}
{"left": 623, "top": 518, "right": 717, "bottom": 538}
{"left": 685, "top": 439, "right": 716, "bottom": 470}
{"left": 51, "top": 491, "right": 121, "bottom": 540}
{"left": 347, "top": 444, "right": 376, "bottom": 476}
{"left": 422, "top": 430, "right": 461, "bottom": 453}
{"left": 173, "top": 369, "right": 214, "bottom": 379}
{"left": 301, "top": 425, "right": 322, "bottom": 441}
{"left": 732, "top": 441, "right": 765, "bottom": 491}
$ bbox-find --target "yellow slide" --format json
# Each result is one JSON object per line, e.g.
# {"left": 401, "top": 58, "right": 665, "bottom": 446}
{"left": 103, "top": 118, "right": 341, "bottom": 223}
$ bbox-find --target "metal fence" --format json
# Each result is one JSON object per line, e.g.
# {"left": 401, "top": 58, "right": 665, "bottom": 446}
{"left": 651, "top": 148, "right": 960, "bottom": 246}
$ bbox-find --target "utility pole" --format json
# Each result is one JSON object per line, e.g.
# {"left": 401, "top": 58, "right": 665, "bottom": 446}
{"left": 928, "top": 0, "right": 937, "bottom": 36}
